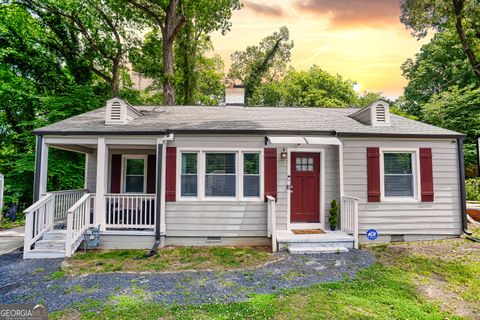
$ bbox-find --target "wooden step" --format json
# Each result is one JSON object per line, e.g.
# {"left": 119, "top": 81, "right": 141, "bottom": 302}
{"left": 287, "top": 246, "right": 349, "bottom": 254}
{"left": 35, "top": 239, "right": 66, "bottom": 251}
{"left": 24, "top": 248, "right": 66, "bottom": 259}
{"left": 43, "top": 230, "right": 67, "bottom": 240}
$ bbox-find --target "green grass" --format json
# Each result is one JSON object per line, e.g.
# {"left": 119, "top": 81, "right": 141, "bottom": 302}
{"left": 64, "top": 246, "right": 272, "bottom": 275}
{"left": 0, "top": 217, "right": 25, "bottom": 230}
{"left": 52, "top": 234, "right": 480, "bottom": 319}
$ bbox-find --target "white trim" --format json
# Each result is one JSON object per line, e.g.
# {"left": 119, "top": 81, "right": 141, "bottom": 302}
{"left": 95, "top": 137, "right": 108, "bottom": 231}
{"left": 286, "top": 148, "right": 325, "bottom": 230}
{"left": 379, "top": 148, "right": 421, "bottom": 203}
{"left": 175, "top": 147, "right": 264, "bottom": 202}
{"left": 121, "top": 155, "right": 147, "bottom": 193}
{"left": 39, "top": 139, "right": 49, "bottom": 195}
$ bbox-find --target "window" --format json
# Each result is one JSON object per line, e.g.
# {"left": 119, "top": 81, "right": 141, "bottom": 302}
{"left": 124, "top": 157, "right": 145, "bottom": 193}
{"left": 383, "top": 152, "right": 414, "bottom": 197}
{"left": 243, "top": 153, "right": 260, "bottom": 197}
{"left": 181, "top": 153, "right": 197, "bottom": 197}
{"left": 296, "top": 157, "right": 314, "bottom": 172}
{"left": 205, "top": 153, "right": 236, "bottom": 197}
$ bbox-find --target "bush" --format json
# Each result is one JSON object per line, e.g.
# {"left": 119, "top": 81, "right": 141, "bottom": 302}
{"left": 466, "top": 178, "right": 480, "bottom": 201}
{"left": 328, "top": 199, "right": 339, "bottom": 230}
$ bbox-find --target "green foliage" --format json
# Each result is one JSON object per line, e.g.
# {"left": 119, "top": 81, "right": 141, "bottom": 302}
{"left": 466, "top": 178, "right": 480, "bottom": 201}
{"left": 250, "top": 66, "right": 357, "bottom": 107}
{"left": 328, "top": 199, "right": 339, "bottom": 229}
{"left": 421, "top": 85, "right": 480, "bottom": 165}
{"left": 229, "top": 26, "right": 294, "bottom": 103}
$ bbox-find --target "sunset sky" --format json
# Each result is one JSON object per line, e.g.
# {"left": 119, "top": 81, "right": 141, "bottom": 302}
{"left": 210, "top": 0, "right": 430, "bottom": 99}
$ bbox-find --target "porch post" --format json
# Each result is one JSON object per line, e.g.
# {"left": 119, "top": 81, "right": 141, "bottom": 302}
{"left": 338, "top": 143, "right": 344, "bottom": 227}
{"left": 95, "top": 137, "right": 108, "bottom": 231}
{"left": 33, "top": 135, "right": 49, "bottom": 202}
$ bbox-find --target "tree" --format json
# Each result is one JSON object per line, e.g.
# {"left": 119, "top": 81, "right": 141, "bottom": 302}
{"left": 400, "top": 28, "right": 477, "bottom": 116}
{"left": 18, "top": 0, "right": 140, "bottom": 96}
{"left": 129, "top": 29, "right": 225, "bottom": 105}
{"left": 125, "top": 0, "right": 239, "bottom": 105}
{"left": 228, "top": 26, "right": 294, "bottom": 104}
{"left": 421, "top": 85, "right": 480, "bottom": 165}
{"left": 400, "top": 0, "right": 480, "bottom": 82}
{"left": 249, "top": 66, "right": 357, "bottom": 107}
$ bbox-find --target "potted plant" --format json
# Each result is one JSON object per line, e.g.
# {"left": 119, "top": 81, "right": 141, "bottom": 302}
{"left": 328, "top": 199, "right": 339, "bottom": 231}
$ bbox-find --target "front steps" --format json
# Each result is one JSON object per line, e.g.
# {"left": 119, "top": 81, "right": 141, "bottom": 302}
{"left": 276, "top": 230, "right": 355, "bottom": 254}
{"left": 23, "top": 230, "right": 68, "bottom": 259}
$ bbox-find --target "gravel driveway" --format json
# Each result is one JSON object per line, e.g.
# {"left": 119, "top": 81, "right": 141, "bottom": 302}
{"left": 0, "top": 250, "right": 375, "bottom": 312}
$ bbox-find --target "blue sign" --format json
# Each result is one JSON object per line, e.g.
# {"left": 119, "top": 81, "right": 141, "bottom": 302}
{"left": 366, "top": 229, "right": 378, "bottom": 240}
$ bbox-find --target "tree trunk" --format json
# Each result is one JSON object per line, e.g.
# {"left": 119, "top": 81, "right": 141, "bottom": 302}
{"left": 162, "top": 37, "right": 175, "bottom": 105}
{"left": 452, "top": 0, "right": 480, "bottom": 81}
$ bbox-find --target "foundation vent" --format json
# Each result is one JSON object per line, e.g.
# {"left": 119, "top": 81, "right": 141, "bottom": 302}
{"left": 206, "top": 236, "right": 222, "bottom": 243}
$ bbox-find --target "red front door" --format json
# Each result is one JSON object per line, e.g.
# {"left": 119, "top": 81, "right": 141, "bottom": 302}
{"left": 290, "top": 152, "right": 320, "bottom": 223}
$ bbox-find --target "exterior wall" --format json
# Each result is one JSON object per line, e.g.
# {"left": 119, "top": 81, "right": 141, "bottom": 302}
{"left": 86, "top": 151, "right": 97, "bottom": 192}
{"left": 167, "top": 135, "right": 268, "bottom": 238}
{"left": 342, "top": 138, "right": 462, "bottom": 243}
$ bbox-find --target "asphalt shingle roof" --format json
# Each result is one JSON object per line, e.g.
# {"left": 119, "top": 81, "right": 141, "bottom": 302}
{"left": 33, "top": 105, "right": 463, "bottom": 138}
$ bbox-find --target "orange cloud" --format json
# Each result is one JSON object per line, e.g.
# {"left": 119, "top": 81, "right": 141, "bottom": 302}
{"left": 242, "top": 0, "right": 285, "bottom": 18}
{"left": 295, "top": 0, "right": 400, "bottom": 28}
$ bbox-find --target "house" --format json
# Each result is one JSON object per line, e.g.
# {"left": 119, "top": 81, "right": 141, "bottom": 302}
{"left": 22, "top": 97, "right": 468, "bottom": 258}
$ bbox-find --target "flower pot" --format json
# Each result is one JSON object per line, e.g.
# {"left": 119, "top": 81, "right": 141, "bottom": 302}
{"left": 330, "top": 226, "right": 336, "bottom": 231}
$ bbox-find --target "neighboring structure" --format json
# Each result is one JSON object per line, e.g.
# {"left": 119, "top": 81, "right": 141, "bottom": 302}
{"left": 225, "top": 85, "right": 245, "bottom": 106}
{"left": 22, "top": 98, "right": 467, "bottom": 258}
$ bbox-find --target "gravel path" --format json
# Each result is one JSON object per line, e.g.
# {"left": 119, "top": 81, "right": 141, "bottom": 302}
{"left": 0, "top": 250, "right": 375, "bottom": 312}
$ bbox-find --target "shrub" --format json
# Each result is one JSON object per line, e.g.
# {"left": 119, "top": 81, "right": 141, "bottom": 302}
{"left": 328, "top": 199, "right": 339, "bottom": 230}
{"left": 466, "top": 178, "right": 480, "bottom": 201}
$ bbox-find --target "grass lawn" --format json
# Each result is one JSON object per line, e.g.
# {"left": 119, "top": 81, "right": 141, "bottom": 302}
{"left": 53, "top": 227, "right": 480, "bottom": 319}
{"left": 63, "top": 246, "right": 274, "bottom": 274}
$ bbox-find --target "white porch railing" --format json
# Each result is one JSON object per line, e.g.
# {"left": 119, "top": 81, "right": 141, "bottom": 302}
{"left": 341, "top": 196, "right": 359, "bottom": 249}
{"left": 105, "top": 194, "right": 156, "bottom": 229}
{"left": 49, "top": 189, "right": 87, "bottom": 221}
{"left": 267, "top": 195, "right": 277, "bottom": 252}
{"left": 23, "top": 193, "right": 55, "bottom": 258}
{"left": 65, "top": 194, "right": 95, "bottom": 257}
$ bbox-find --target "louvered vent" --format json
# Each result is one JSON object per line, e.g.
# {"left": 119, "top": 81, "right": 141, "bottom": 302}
{"left": 110, "top": 102, "right": 122, "bottom": 121}
{"left": 375, "top": 104, "right": 386, "bottom": 123}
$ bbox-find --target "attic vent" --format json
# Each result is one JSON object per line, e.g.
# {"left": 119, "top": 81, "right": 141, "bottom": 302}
{"left": 105, "top": 97, "right": 142, "bottom": 125}
{"left": 376, "top": 104, "right": 386, "bottom": 122}
{"left": 110, "top": 102, "right": 122, "bottom": 121}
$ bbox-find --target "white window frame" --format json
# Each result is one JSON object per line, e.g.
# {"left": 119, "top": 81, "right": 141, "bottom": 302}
{"left": 380, "top": 148, "right": 420, "bottom": 203}
{"left": 176, "top": 148, "right": 264, "bottom": 202}
{"left": 121, "top": 155, "right": 147, "bottom": 194}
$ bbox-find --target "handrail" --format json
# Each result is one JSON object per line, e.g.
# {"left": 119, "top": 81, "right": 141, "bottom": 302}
{"left": 24, "top": 193, "right": 54, "bottom": 214}
{"left": 267, "top": 195, "right": 277, "bottom": 252}
{"left": 65, "top": 193, "right": 94, "bottom": 257}
{"left": 341, "top": 196, "right": 359, "bottom": 249}
{"left": 23, "top": 193, "right": 56, "bottom": 258}
{"left": 48, "top": 188, "right": 87, "bottom": 194}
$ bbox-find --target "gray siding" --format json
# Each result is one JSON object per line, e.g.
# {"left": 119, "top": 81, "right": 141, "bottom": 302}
{"left": 167, "top": 135, "right": 268, "bottom": 237}
{"left": 86, "top": 151, "right": 97, "bottom": 192}
{"left": 342, "top": 138, "right": 462, "bottom": 242}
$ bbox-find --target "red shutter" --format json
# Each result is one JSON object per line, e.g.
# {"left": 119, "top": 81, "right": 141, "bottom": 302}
{"left": 146, "top": 154, "right": 156, "bottom": 194}
{"left": 367, "top": 147, "right": 381, "bottom": 202}
{"left": 420, "top": 148, "right": 434, "bottom": 202}
{"left": 165, "top": 147, "right": 176, "bottom": 201}
{"left": 110, "top": 154, "right": 122, "bottom": 193}
{"left": 264, "top": 148, "right": 277, "bottom": 201}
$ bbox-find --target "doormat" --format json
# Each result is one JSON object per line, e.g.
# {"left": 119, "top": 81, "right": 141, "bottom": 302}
{"left": 292, "top": 229, "right": 325, "bottom": 235}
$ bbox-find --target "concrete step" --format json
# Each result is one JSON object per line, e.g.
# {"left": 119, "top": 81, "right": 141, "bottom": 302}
{"left": 286, "top": 240, "right": 354, "bottom": 249}
{"left": 287, "top": 246, "right": 349, "bottom": 254}
{"left": 43, "top": 230, "right": 67, "bottom": 241}
{"left": 35, "top": 239, "right": 66, "bottom": 251}
{"left": 24, "top": 248, "right": 66, "bottom": 259}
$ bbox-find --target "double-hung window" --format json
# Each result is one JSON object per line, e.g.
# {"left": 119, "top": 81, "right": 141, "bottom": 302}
{"left": 382, "top": 152, "right": 416, "bottom": 198}
{"left": 205, "top": 153, "right": 236, "bottom": 197}
{"left": 181, "top": 153, "right": 198, "bottom": 197}
{"left": 178, "top": 150, "right": 262, "bottom": 200}
{"left": 124, "top": 156, "right": 146, "bottom": 193}
{"left": 243, "top": 152, "right": 260, "bottom": 197}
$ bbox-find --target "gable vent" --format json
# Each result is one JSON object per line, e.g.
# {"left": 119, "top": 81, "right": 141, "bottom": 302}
{"left": 105, "top": 98, "right": 142, "bottom": 125}
{"left": 349, "top": 100, "right": 390, "bottom": 127}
